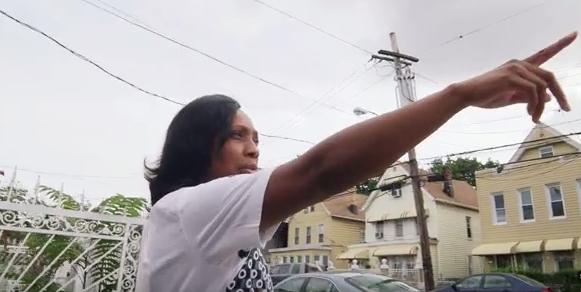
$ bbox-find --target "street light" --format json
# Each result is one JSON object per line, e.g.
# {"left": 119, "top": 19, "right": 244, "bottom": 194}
{"left": 352, "top": 107, "right": 378, "bottom": 117}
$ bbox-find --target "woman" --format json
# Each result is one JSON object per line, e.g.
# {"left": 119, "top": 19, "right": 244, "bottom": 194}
{"left": 139, "top": 32, "right": 576, "bottom": 292}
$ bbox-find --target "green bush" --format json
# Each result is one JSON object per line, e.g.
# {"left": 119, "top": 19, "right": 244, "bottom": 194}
{"left": 491, "top": 268, "right": 581, "bottom": 292}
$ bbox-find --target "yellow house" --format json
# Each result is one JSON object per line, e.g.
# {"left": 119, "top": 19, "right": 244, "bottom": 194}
{"left": 473, "top": 123, "right": 581, "bottom": 273}
{"left": 268, "top": 191, "right": 367, "bottom": 269}
{"left": 342, "top": 163, "right": 481, "bottom": 281}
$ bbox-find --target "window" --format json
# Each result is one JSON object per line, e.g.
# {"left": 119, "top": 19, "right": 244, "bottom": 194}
{"left": 554, "top": 251, "right": 575, "bottom": 271}
{"left": 294, "top": 227, "right": 300, "bottom": 244}
{"left": 271, "top": 264, "right": 290, "bottom": 274}
{"left": 305, "top": 255, "right": 310, "bottom": 263}
{"left": 546, "top": 183, "right": 565, "bottom": 218}
{"left": 283, "top": 256, "right": 288, "bottom": 263}
{"left": 289, "top": 256, "right": 294, "bottom": 263}
{"left": 309, "top": 206, "right": 315, "bottom": 212}
{"left": 322, "top": 255, "right": 329, "bottom": 266}
{"left": 518, "top": 188, "right": 535, "bottom": 221}
{"left": 395, "top": 220, "right": 404, "bottom": 237}
{"left": 306, "top": 227, "right": 312, "bottom": 244}
{"left": 391, "top": 187, "right": 403, "bottom": 197}
{"left": 304, "top": 278, "right": 333, "bottom": 292}
{"left": 297, "top": 255, "right": 302, "bottom": 263}
{"left": 523, "top": 253, "right": 543, "bottom": 272}
{"left": 375, "top": 221, "right": 384, "bottom": 238}
{"left": 318, "top": 224, "right": 324, "bottom": 243}
{"left": 466, "top": 216, "right": 472, "bottom": 239}
{"left": 274, "top": 277, "right": 306, "bottom": 292}
{"left": 359, "top": 227, "right": 365, "bottom": 243}
{"left": 539, "top": 146, "right": 554, "bottom": 158}
{"left": 314, "top": 255, "right": 320, "bottom": 264}
{"left": 483, "top": 275, "right": 511, "bottom": 289}
{"left": 291, "top": 264, "right": 301, "bottom": 274}
{"left": 346, "top": 275, "right": 418, "bottom": 292}
{"left": 496, "top": 255, "right": 512, "bottom": 269}
{"left": 491, "top": 192, "right": 506, "bottom": 224}
{"left": 456, "top": 275, "right": 483, "bottom": 289}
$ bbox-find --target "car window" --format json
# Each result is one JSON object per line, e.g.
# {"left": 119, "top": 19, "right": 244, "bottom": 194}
{"left": 305, "top": 278, "right": 334, "bottom": 292}
{"left": 306, "top": 264, "right": 322, "bottom": 273}
{"left": 346, "top": 274, "right": 419, "bottom": 292}
{"left": 513, "top": 274, "right": 545, "bottom": 287}
{"left": 291, "top": 264, "right": 301, "bottom": 274}
{"left": 272, "top": 264, "right": 291, "bottom": 274}
{"left": 275, "top": 278, "right": 307, "bottom": 292}
{"left": 457, "top": 275, "right": 483, "bottom": 289}
{"left": 483, "top": 275, "right": 511, "bottom": 289}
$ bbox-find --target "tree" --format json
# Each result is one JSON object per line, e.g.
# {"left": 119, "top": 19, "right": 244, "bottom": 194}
{"left": 429, "top": 156, "right": 500, "bottom": 187}
{"left": 355, "top": 176, "right": 379, "bottom": 195}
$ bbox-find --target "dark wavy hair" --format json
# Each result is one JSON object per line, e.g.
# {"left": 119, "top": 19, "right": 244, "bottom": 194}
{"left": 145, "top": 94, "right": 241, "bottom": 205}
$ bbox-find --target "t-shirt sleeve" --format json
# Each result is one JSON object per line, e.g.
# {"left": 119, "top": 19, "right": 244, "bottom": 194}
{"left": 176, "top": 168, "right": 280, "bottom": 263}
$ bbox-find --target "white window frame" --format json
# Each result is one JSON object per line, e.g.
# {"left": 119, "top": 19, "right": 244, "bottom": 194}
{"left": 517, "top": 188, "right": 535, "bottom": 223}
{"left": 546, "top": 183, "right": 566, "bottom": 219}
{"left": 539, "top": 145, "right": 554, "bottom": 158}
{"left": 318, "top": 224, "right": 324, "bottom": 243}
{"left": 395, "top": 220, "right": 404, "bottom": 237}
{"left": 491, "top": 192, "right": 507, "bottom": 225}
{"left": 576, "top": 180, "right": 581, "bottom": 216}
{"left": 466, "top": 216, "right": 472, "bottom": 239}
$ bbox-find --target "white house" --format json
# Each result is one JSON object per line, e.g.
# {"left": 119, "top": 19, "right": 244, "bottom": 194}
{"left": 338, "top": 163, "right": 482, "bottom": 281}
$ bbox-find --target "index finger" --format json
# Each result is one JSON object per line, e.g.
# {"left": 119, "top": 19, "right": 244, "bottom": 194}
{"left": 524, "top": 31, "right": 578, "bottom": 65}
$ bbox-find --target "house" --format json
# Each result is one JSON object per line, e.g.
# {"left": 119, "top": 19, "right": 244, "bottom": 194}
{"left": 472, "top": 123, "right": 581, "bottom": 273}
{"left": 262, "top": 222, "right": 289, "bottom": 264}
{"left": 268, "top": 191, "right": 367, "bottom": 269}
{"left": 341, "top": 163, "right": 481, "bottom": 281}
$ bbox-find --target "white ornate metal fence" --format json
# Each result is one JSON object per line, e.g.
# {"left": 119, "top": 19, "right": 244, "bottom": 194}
{"left": 0, "top": 200, "right": 146, "bottom": 292}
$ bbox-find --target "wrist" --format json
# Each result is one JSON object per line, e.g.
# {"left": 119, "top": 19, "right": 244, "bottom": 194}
{"left": 439, "top": 82, "right": 471, "bottom": 112}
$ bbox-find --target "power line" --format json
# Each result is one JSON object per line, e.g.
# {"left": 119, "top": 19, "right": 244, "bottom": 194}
{"left": 0, "top": 9, "right": 184, "bottom": 106}
{"left": 73, "top": 0, "right": 344, "bottom": 109}
{"left": 249, "top": 0, "right": 373, "bottom": 54}
{"left": 283, "top": 69, "right": 395, "bottom": 133}
{"left": 440, "top": 117, "right": 581, "bottom": 135}
{"left": 270, "top": 60, "right": 375, "bottom": 135}
{"left": 419, "top": 130, "right": 581, "bottom": 162}
{"left": 420, "top": 0, "right": 550, "bottom": 54}
{"left": 0, "top": 8, "right": 320, "bottom": 145}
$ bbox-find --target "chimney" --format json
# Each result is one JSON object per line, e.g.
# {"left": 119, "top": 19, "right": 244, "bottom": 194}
{"left": 442, "top": 166, "right": 455, "bottom": 198}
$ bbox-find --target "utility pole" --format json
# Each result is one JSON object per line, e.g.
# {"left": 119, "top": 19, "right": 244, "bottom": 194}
{"left": 373, "top": 33, "right": 435, "bottom": 291}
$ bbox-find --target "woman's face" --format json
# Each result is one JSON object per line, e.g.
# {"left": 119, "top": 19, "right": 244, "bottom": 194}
{"left": 209, "top": 110, "right": 260, "bottom": 179}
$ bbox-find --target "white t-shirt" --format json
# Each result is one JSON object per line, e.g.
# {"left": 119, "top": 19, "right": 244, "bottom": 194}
{"left": 136, "top": 168, "right": 279, "bottom": 292}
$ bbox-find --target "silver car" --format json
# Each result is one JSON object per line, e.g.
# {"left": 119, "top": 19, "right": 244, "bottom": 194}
{"left": 273, "top": 270, "right": 420, "bottom": 292}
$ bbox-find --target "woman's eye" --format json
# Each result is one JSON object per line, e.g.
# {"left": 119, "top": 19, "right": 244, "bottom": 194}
{"left": 231, "top": 131, "right": 244, "bottom": 139}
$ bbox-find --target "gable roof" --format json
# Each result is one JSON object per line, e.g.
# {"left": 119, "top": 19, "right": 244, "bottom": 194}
{"left": 362, "top": 162, "right": 478, "bottom": 211}
{"left": 321, "top": 191, "right": 367, "bottom": 221}
{"left": 508, "top": 122, "right": 581, "bottom": 163}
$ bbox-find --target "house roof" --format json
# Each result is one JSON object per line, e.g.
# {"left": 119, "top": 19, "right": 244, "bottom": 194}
{"left": 362, "top": 162, "right": 478, "bottom": 211}
{"left": 508, "top": 122, "right": 581, "bottom": 163}
{"left": 321, "top": 191, "right": 367, "bottom": 221}
{"left": 399, "top": 163, "right": 478, "bottom": 209}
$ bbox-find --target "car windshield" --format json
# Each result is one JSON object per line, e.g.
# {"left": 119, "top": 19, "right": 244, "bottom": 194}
{"left": 513, "top": 274, "right": 545, "bottom": 287}
{"left": 346, "top": 274, "right": 420, "bottom": 292}
{"left": 271, "top": 264, "right": 290, "bottom": 274}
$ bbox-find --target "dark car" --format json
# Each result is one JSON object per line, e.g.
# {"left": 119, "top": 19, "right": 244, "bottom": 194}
{"left": 434, "top": 273, "right": 553, "bottom": 292}
{"left": 273, "top": 270, "right": 420, "bottom": 292}
{"left": 270, "top": 263, "right": 324, "bottom": 285}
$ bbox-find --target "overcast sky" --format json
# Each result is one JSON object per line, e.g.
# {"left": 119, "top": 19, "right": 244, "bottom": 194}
{"left": 1, "top": 0, "right": 580, "bottom": 205}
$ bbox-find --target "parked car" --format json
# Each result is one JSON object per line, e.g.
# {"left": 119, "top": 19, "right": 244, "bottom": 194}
{"left": 434, "top": 273, "right": 554, "bottom": 292}
{"left": 273, "top": 270, "right": 420, "bottom": 292}
{"left": 271, "top": 263, "right": 324, "bottom": 285}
